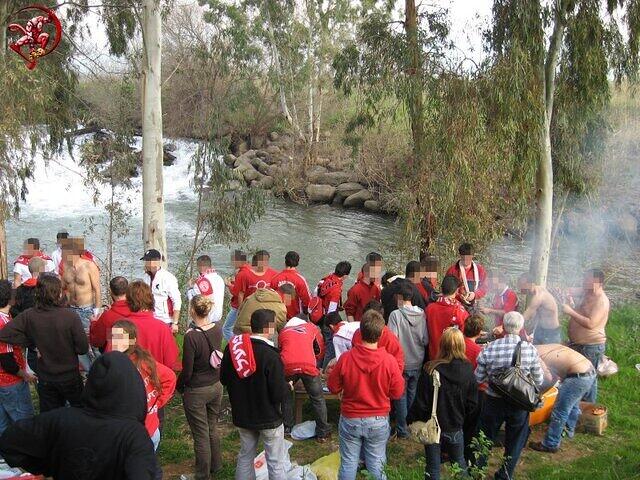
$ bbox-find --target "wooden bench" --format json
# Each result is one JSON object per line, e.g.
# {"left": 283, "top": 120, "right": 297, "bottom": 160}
{"left": 294, "top": 387, "right": 340, "bottom": 424}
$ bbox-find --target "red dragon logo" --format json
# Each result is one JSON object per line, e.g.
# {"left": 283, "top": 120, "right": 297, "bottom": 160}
{"left": 7, "top": 5, "right": 62, "bottom": 70}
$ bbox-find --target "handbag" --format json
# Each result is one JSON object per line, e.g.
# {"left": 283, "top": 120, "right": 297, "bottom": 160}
{"left": 409, "top": 369, "right": 442, "bottom": 445}
{"left": 489, "top": 341, "right": 541, "bottom": 412}
{"left": 195, "top": 327, "right": 223, "bottom": 369}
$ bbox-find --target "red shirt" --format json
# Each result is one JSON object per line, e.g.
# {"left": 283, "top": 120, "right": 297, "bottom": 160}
{"left": 317, "top": 273, "right": 345, "bottom": 313}
{"left": 464, "top": 337, "right": 482, "bottom": 369}
{"left": 235, "top": 267, "right": 278, "bottom": 302}
{"left": 491, "top": 288, "right": 519, "bottom": 326}
{"left": 109, "top": 311, "right": 180, "bottom": 371}
{"left": 344, "top": 279, "right": 381, "bottom": 321}
{"left": 426, "top": 297, "right": 469, "bottom": 360}
{"left": 352, "top": 326, "right": 405, "bottom": 372}
{"left": 445, "top": 261, "right": 488, "bottom": 301}
{"left": 90, "top": 299, "right": 132, "bottom": 349}
{"left": 228, "top": 264, "right": 250, "bottom": 309}
{"left": 133, "top": 356, "right": 176, "bottom": 436}
{"left": 0, "top": 312, "right": 25, "bottom": 387}
{"left": 278, "top": 318, "right": 324, "bottom": 377}
{"left": 328, "top": 344, "right": 404, "bottom": 418}
{"left": 271, "top": 268, "right": 312, "bottom": 319}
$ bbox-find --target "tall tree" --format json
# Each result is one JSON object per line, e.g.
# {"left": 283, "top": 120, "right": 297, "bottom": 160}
{"left": 103, "top": 0, "right": 169, "bottom": 259}
{"left": 488, "top": 0, "right": 640, "bottom": 285}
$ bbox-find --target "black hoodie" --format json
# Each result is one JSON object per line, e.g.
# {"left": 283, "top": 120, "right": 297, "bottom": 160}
{"left": 407, "top": 358, "right": 478, "bottom": 433}
{"left": 0, "top": 351, "right": 156, "bottom": 480}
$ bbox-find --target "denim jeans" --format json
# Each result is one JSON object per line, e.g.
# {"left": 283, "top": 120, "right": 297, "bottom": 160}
{"left": 393, "top": 369, "right": 420, "bottom": 437}
{"left": 479, "top": 395, "right": 530, "bottom": 480}
{"left": 282, "top": 374, "right": 331, "bottom": 438}
{"left": 425, "top": 430, "right": 467, "bottom": 480}
{"left": 72, "top": 305, "right": 98, "bottom": 371}
{"left": 543, "top": 373, "right": 596, "bottom": 449}
{"left": 236, "top": 424, "right": 286, "bottom": 480}
{"left": 0, "top": 381, "right": 34, "bottom": 436}
{"left": 570, "top": 343, "right": 605, "bottom": 402}
{"left": 222, "top": 307, "right": 238, "bottom": 341}
{"left": 321, "top": 325, "right": 335, "bottom": 370}
{"left": 338, "top": 415, "right": 390, "bottom": 480}
{"left": 533, "top": 327, "right": 562, "bottom": 345}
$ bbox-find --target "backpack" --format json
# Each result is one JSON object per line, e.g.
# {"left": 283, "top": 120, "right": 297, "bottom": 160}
{"left": 308, "top": 296, "right": 324, "bottom": 324}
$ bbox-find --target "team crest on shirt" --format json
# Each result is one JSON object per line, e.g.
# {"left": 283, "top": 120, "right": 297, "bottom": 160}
{"left": 196, "top": 278, "right": 213, "bottom": 295}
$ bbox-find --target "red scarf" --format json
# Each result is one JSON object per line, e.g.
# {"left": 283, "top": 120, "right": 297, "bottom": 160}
{"left": 23, "top": 278, "right": 38, "bottom": 287}
{"left": 229, "top": 334, "right": 257, "bottom": 378}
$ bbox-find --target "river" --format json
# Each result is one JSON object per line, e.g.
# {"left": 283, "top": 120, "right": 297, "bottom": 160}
{"left": 6, "top": 136, "right": 638, "bottom": 304}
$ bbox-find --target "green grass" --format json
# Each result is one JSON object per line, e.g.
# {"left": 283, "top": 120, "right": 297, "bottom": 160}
{"left": 159, "top": 304, "right": 640, "bottom": 479}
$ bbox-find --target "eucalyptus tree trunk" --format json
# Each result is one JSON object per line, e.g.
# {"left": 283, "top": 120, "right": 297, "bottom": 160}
{"left": 0, "top": 1, "right": 9, "bottom": 54}
{"left": 141, "top": 0, "right": 167, "bottom": 261}
{"left": 530, "top": 1, "right": 565, "bottom": 287}
{"left": 0, "top": 2, "right": 11, "bottom": 279}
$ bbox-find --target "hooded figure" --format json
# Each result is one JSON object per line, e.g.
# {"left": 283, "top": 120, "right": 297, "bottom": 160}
{"left": 0, "top": 351, "right": 156, "bottom": 480}
{"left": 233, "top": 288, "right": 287, "bottom": 335}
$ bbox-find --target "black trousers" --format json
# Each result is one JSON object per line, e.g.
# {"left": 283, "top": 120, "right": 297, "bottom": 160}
{"left": 37, "top": 375, "right": 83, "bottom": 413}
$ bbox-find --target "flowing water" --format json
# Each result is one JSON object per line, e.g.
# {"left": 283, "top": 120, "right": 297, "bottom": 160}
{"left": 7, "top": 136, "right": 638, "bottom": 304}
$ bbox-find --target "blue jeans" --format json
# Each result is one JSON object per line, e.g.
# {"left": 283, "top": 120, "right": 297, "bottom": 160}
{"left": 479, "top": 395, "right": 530, "bottom": 480}
{"left": 425, "top": 430, "right": 467, "bottom": 480}
{"left": 223, "top": 307, "right": 238, "bottom": 341}
{"left": 543, "top": 373, "right": 595, "bottom": 449}
{"left": 0, "top": 381, "right": 34, "bottom": 436}
{"left": 321, "top": 325, "right": 335, "bottom": 369}
{"left": 339, "top": 415, "right": 389, "bottom": 480}
{"left": 72, "top": 305, "right": 98, "bottom": 371}
{"left": 570, "top": 343, "right": 605, "bottom": 402}
{"left": 393, "top": 369, "right": 420, "bottom": 437}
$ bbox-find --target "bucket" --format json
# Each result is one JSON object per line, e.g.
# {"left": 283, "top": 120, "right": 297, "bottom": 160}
{"left": 529, "top": 386, "right": 559, "bottom": 426}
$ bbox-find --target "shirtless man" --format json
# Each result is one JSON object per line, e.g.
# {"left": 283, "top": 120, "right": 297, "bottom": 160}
{"left": 564, "top": 268, "right": 609, "bottom": 402}
{"left": 61, "top": 237, "right": 101, "bottom": 370}
{"left": 529, "top": 344, "right": 596, "bottom": 453}
{"left": 517, "top": 273, "right": 560, "bottom": 345}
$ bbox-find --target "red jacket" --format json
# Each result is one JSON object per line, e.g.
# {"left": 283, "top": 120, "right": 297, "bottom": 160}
{"left": 278, "top": 318, "right": 324, "bottom": 377}
{"left": 446, "top": 261, "right": 488, "bottom": 301}
{"left": 110, "top": 311, "right": 180, "bottom": 371}
{"left": 344, "top": 280, "right": 381, "bottom": 321}
{"left": 90, "top": 299, "right": 132, "bottom": 349}
{"left": 491, "top": 288, "right": 519, "bottom": 327}
{"left": 328, "top": 344, "right": 404, "bottom": 418}
{"left": 133, "top": 356, "right": 176, "bottom": 436}
{"left": 235, "top": 267, "right": 278, "bottom": 303}
{"left": 426, "top": 297, "right": 469, "bottom": 360}
{"left": 464, "top": 337, "right": 482, "bottom": 370}
{"left": 271, "top": 268, "right": 312, "bottom": 319}
{"left": 352, "top": 326, "right": 404, "bottom": 372}
{"left": 317, "top": 273, "right": 345, "bottom": 313}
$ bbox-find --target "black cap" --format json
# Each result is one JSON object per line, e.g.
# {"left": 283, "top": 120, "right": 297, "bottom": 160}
{"left": 141, "top": 249, "right": 162, "bottom": 261}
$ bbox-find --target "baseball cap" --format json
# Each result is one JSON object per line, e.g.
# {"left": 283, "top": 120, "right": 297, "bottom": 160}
{"left": 141, "top": 249, "right": 162, "bottom": 261}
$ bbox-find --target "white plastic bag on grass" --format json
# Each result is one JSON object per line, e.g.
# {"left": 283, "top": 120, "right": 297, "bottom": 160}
{"left": 291, "top": 421, "right": 317, "bottom": 440}
{"left": 254, "top": 440, "right": 293, "bottom": 479}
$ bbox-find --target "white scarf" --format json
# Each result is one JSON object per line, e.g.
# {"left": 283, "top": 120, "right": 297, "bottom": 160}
{"left": 459, "top": 260, "right": 479, "bottom": 294}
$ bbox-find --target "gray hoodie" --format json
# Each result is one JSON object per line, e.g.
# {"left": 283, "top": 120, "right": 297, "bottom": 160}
{"left": 388, "top": 305, "right": 428, "bottom": 371}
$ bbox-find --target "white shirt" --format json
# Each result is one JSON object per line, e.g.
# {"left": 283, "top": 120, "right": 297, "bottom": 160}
{"left": 186, "top": 269, "right": 225, "bottom": 323}
{"left": 51, "top": 246, "right": 63, "bottom": 275}
{"left": 13, "top": 254, "right": 55, "bottom": 285}
{"left": 143, "top": 267, "right": 182, "bottom": 324}
{"left": 333, "top": 321, "right": 361, "bottom": 359}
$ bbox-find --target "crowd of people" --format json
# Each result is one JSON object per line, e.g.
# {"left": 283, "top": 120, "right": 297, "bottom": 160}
{"left": 0, "top": 232, "right": 611, "bottom": 480}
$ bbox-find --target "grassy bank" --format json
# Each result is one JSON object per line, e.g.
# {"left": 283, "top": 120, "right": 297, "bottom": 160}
{"left": 159, "top": 304, "right": 640, "bottom": 479}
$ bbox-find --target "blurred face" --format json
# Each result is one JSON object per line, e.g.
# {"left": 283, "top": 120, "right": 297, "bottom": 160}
{"left": 24, "top": 242, "right": 37, "bottom": 255}
{"left": 368, "top": 261, "right": 382, "bottom": 280}
{"left": 111, "top": 327, "right": 134, "bottom": 352}
{"left": 583, "top": 274, "right": 601, "bottom": 292}
{"left": 145, "top": 260, "right": 161, "bottom": 275}
{"left": 517, "top": 278, "right": 531, "bottom": 294}
{"left": 461, "top": 254, "right": 473, "bottom": 268}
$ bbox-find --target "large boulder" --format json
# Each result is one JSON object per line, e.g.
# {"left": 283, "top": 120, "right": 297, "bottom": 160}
{"left": 305, "top": 184, "right": 336, "bottom": 203}
{"left": 234, "top": 157, "right": 253, "bottom": 170}
{"left": 364, "top": 200, "right": 381, "bottom": 213}
{"left": 336, "top": 182, "right": 366, "bottom": 198}
{"left": 344, "top": 189, "right": 373, "bottom": 208}
{"left": 307, "top": 165, "right": 328, "bottom": 183}
{"left": 250, "top": 157, "right": 271, "bottom": 176}
{"left": 314, "top": 171, "right": 359, "bottom": 186}
{"left": 162, "top": 150, "right": 177, "bottom": 166}
{"left": 223, "top": 153, "right": 237, "bottom": 167}
{"left": 332, "top": 194, "right": 346, "bottom": 206}
{"left": 242, "top": 165, "right": 261, "bottom": 183}
{"left": 257, "top": 176, "right": 275, "bottom": 190}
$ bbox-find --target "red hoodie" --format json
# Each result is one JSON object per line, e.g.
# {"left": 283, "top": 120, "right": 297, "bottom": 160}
{"left": 90, "top": 299, "right": 132, "bottom": 349}
{"left": 270, "top": 268, "right": 312, "bottom": 319}
{"left": 278, "top": 318, "right": 324, "bottom": 377}
{"left": 344, "top": 280, "right": 381, "bottom": 321}
{"left": 133, "top": 356, "right": 177, "bottom": 436}
{"left": 317, "top": 273, "right": 345, "bottom": 313}
{"left": 352, "top": 326, "right": 405, "bottom": 372}
{"left": 110, "top": 311, "right": 180, "bottom": 371}
{"left": 235, "top": 266, "right": 278, "bottom": 303}
{"left": 426, "top": 297, "right": 469, "bottom": 360}
{"left": 328, "top": 344, "right": 404, "bottom": 418}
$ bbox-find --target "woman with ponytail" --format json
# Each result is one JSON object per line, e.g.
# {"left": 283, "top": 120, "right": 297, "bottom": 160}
{"left": 177, "top": 294, "right": 224, "bottom": 479}
{"left": 407, "top": 328, "right": 478, "bottom": 480}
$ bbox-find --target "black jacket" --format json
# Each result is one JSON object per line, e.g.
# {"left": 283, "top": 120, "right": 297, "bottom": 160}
{"left": 381, "top": 278, "right": 426, "bottom": 322}
{"left": 0, "top": 351, "right": 156, "bottom": 480}
{"left": 220, "top": 337, "right": 287, "bottom": 430}
{"left": 0, "top": 306, "right": 88, "bottom": 382}
{"left": 10, "top": 284, "right": 36, "bottom": 318}
{"left": 407, "top": 359, "right": 478, "bottom": 433}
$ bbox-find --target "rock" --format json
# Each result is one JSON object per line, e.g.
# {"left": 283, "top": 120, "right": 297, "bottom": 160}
{"left": 243, "top": 149, "right": 258, "bottom": 159}
{"left": 235, "top": 140, "right": 249, "bottom": 155}
{"left": 364, "top": 200, "right": 381, "bottom": 213}
{"left": 251, "top": 136, "right": 265, "bottom": 149}
{"left": 242, "top": 166, "right": 261, "bottom": 182}
{"left": 223, "top": 154, "right": 237, "bottom": 167}
{"left": 234, "top": 157, "right": 253, "bottom": 170}
{"left": 343, "top": 189, "right": 373, "bottom": 208}
{"left": 262, "top": 154, "right": 278, "bottom": 165}
{"left": 268, "top": 131, "right": 279, "bottom": 141}
{"left": 164, "top": 143, "right": 177, "bottom": 152}
{"left": 332, "top": 194, "right": 346, "bottom": 206}
{"left": 257, "top": 176, "right": 274, "bottom": 189}
{"left": 256, "top": 150, "right": 268, "bottom": 159}
{"left": 163, "top": 150, "right": 177, "bottom": 166}
{"left": 266, "top": 145, "right": 281, "bottom": 155}
{"left": 336, "top": 182, "right": 366, "bottom": 198}
{"left": 611, "top": 212, "right": 638, "bottom": 239}
{"left": 316, "top": 157, "right": 331, "bottom": 167}
{"left": 306, "top": 165, "right": 328, "bottom": 182}
{"left": 305, "top": 184, "right": 336, "bottom": 203}
{"left": 256, "top": 160, "right": 271, "bottom": 176}
{"left": 315, "top": 171, "right": 359, "bottom": 186}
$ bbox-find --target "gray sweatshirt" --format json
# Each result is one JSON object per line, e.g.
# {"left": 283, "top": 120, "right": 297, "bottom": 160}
{"left": 388, "top": 305, "right": 428, "bottom": 371}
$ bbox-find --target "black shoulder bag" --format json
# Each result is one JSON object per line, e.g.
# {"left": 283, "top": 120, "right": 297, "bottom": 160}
{"left": 489, "top": 342, "right": 541, "bottom": 412}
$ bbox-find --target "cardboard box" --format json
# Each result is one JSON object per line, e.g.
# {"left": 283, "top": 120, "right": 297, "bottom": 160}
{"left": 577, "top": 402, "right": 608, "bottom": 436}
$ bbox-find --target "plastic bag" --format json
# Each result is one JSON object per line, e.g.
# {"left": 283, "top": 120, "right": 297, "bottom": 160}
{"left": 291, "top": 420, "right": 317, "bottom": 440}
{"left": 597, "top": 355, "right": 618, "bottom": 377}
{"left": 287, "top": 465, "right": 318, "bottom": 480}
{"left": 254, "top": 440, "right": 293, "bottom": 480}
{"left": 310, "top": 451, "right": 340, "bottom": 480}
